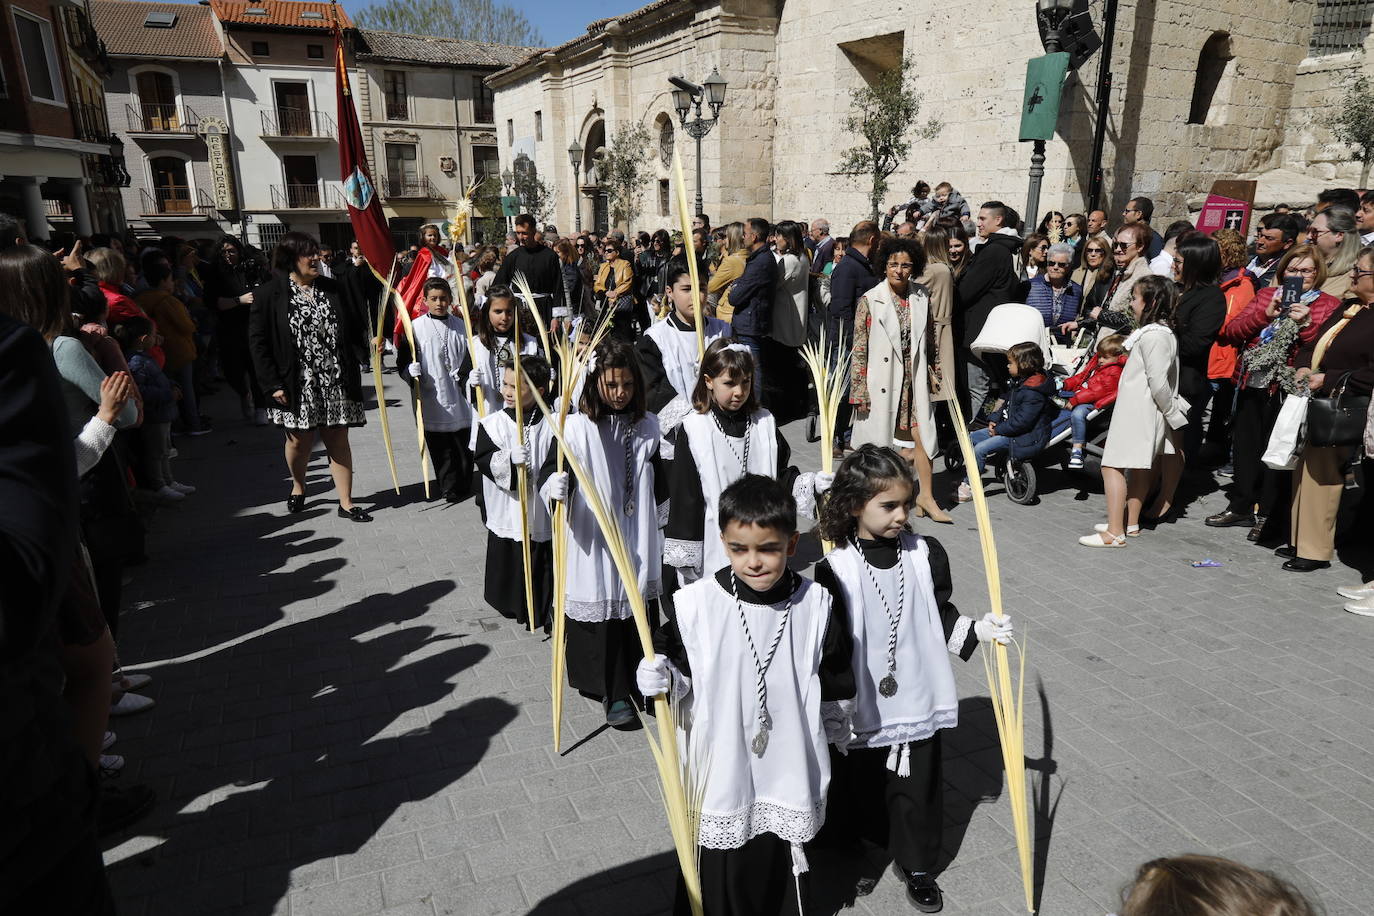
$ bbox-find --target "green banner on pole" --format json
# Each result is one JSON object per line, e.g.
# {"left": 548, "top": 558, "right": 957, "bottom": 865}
{"left": 500, "top": 195, "right": 522, "bottom": 217}
{"left": 1019, "top": 52, "right": 1070, "bottom": 142}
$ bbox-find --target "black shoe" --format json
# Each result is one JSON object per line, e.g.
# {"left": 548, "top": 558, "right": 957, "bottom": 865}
{"left": 97, "top": 784, "right": 157, "bottom": 837}
{"left": 1275, "top": 545, "right": 1296, "bottom": 558}
{"left": 604, "top": 698, "right": 639, "bottom": 730}
{"left": 893, "top": 866, "right": 943, "bottom": 913}
{"left": 286, "top": 494, "right": 306, "bottom": 513}
{"left": 1247, "top": 515, "right": 1266, "bottom": 542}
{"left": 1283, "top": 557, "right": 1331, "bottom": 572}
{"left": 1205, "top": 510, "right": 1254, "bottom": 528}
{"left": 337, "top": 506, "right": 373, "bottom": 523}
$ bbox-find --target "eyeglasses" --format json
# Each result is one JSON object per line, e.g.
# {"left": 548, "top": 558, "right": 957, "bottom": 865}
{"left": 1123, "top": 208, "right": 1142, "bottom": 215}
{"left": 1287, "top": 268, "right": 1317, "bottom": 277}
{"left": 1112, "top": 241, "right": 1133, "bottom": 251}
{"left": 1309, "top": 228, "right": 1339, "bottom": 239}
{"left": 1047, "top": 260, "right": 1071, "bottom": 268}
{"left": 1349, "top": 266, "right": 1374, "bottom": 278}
{"left": 1171, "top": 256, "right": 1183, "bottom": 267}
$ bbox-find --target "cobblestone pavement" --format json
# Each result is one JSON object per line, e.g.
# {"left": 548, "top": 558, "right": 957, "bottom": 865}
{"left": 104, "top": 375, "right": 1374, "bottom": 916}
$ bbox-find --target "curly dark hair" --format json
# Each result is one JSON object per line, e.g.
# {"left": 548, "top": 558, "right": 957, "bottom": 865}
{"left": 816, "top": 445, "right": 917, "bottom": 544}
{"left": 874, "top": 235, "right": 927, "bottom": 278}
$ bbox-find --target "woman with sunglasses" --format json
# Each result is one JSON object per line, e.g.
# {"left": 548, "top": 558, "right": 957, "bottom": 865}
{"left": 1280, "top": 246, "right": 1374, "bottom": 577}
{"left": 594, "top": 237, "right": 636, "bottom": 340}
{"left": 1208, "top": 245, "right": 1340, "bottom": 543}
{"left": 1071, "top": 235, "right": 1112, "bottom": 300}
{"left": 1024, "top": 242, "right": 1082, "bottom": 338}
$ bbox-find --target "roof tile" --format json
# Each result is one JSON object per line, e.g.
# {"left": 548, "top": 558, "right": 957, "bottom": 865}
{"left": 209, "top": 0, "right": 350, "bottom": 29}
{"left": 91, "top": 0, "right": 225, "bottom": 59}
{"left": 355, "top": 28, "right": 533, "bottom": 69}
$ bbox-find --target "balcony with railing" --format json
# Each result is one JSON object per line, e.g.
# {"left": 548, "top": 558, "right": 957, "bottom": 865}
{"left": 139, "top": 186, "right": 214, "bottom": 217}
{"left": 126, "top": 103, "right": 200, "bottom": 136}
{"left": 385, "top": 99, "right": 409, "bottom": 121}
{"left": 269, "top": 182, "right": 345, "bottom": 210}
{"left": 382, "top": 175, "right": 439, "bottom": 200}
{"left": 74, "top": 102, "right": 110, "bottom": 144}
{"left": 44, "top": 199, "right": 73, "bottom": 218}
{"left": 260, "top": 108, "right": 336, "bottom": 141}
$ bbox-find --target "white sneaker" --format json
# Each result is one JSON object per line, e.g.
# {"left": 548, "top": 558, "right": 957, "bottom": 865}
{"left": 169, "top": 481, "right": 196, "bottom": 495}
{"left": 155, "top": 485, "right": 186, "bottom": 502}
{"left": 100, "top": 753, "right": 124, "bottom": 775}
{"left": 110, "top": 692, "right": 155, "bottom": 716}
{"left": 167, "top": 446, "right": 178, "bottom": 459}
{"left": 1344, "top": 595, "right": 1374, "bottom": 617}
{"left": 254, "top": 408, "right": 269, "bottom": 426}
{"left": 1337, "top": 581, "right": 1374, "bottom": 601}
{"left": 102, "top": 730, "right": 117, "bottom": 751}
{"left": 956, "top": 482, "right": 973, "bottom": 503}
{"left": 1079, "top": 531, "right": 1126, "bottom": 548}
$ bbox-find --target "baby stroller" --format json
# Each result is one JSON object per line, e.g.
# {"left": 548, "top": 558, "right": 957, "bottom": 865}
{"left": 945, "top": 304, "right": 1111, "bottom": 504}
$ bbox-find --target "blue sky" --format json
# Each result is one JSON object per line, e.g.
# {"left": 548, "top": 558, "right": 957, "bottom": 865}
{"left": 339, "top": 0, "right": 636, "bottom": 46}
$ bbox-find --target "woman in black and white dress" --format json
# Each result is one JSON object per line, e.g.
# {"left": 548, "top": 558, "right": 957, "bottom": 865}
{"left": 249, "top": 232, "right": 371, "bottom": 521}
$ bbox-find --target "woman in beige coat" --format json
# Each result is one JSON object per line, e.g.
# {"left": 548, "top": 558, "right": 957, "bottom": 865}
{"left": 918, "top": 225, "right": 956, "bottom": 403}
{"left": 850, "top": 236, "right": 950, "bottom": 521}
{"left": 1082, "top": 275, "right": 1190, "bottom": 546}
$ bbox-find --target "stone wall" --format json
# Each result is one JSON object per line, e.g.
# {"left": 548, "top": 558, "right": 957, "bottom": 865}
{"left": 1278, "top": 37, "right": 1374, "bottom": 185}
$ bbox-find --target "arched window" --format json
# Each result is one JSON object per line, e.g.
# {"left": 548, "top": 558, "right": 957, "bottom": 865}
{"left": 1188, "top": 32, "right": 1233, "bottom": 125}
{"left": 657, "top": 114, "right": 674, "bottom": 169}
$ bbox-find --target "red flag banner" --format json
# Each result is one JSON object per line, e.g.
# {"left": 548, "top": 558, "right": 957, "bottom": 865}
{"left": 334, "top": 30, "right": 394, "bottom": 277}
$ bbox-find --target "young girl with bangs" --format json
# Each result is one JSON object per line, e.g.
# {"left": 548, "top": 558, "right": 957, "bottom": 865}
{"left": 814, "top": 444, "right": 1013, "bottom": 913}
{"left": 539, "top": 337, "right": 668, "bottom": 728}
{"left": 662, "top": 338, "right": 832, "bottom": 590}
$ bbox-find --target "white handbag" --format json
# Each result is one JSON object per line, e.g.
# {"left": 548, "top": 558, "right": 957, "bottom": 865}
{"left": 1262, "top": 393, "right": 1308, "bottom": 471}
{"left": 1364, "top": 395, "right": 1374, "bottom": 459}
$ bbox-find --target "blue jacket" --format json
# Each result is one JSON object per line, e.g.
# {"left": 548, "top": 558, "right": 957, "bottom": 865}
{"left": 828, "top": 247, "right": 875, "bottom": 330}
{"left": 128, "top": 352, "right": 177, "bottom": 423}
{"left": 988, "top": 372, "right": 1057, "bottom": 459}
{"left": 726, "top": 245, "right": 778, "bottom": 337}
{"left": 1023, "top": 275, "right": 1082, "bottom": 327}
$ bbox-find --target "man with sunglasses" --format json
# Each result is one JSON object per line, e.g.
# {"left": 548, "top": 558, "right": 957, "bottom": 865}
{"left": 1121, "top": 196, "right": 1165, "bottom": 260}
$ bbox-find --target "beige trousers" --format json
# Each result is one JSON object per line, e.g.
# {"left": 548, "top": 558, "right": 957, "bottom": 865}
{"left": 1290, "top": 445, "right": 1345, "bottom": 562}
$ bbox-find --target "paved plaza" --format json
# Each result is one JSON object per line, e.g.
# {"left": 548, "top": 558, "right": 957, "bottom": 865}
{"left": 103, "top": 376, "right": 1374, "bottom": 916}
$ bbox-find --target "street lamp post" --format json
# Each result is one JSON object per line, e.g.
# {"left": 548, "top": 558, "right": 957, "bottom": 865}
{"left": 669, "top": 68, "right": 727, "bottom": 219}
{"left": 567, "top": 140, "right": 583, "bottom": 233}
{"left": 1025, "top": 0, "right": 1074, "bottom": 230}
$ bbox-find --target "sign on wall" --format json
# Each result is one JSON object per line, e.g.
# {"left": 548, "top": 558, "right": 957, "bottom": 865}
{"left": 198, "top": 116, "right": 237, "bottom": 210}
{"left": 1195, "top": 180, "right": 1257, "bottom": 236}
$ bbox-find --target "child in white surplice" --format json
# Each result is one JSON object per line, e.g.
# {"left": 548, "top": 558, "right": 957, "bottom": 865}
{"left": 638, "top": 475, "right": 856, "bottom": 916}
{"left": 814, "top": 445, "right": 1013, "bottom": 913}
{"left": 539, "top": 337, "right": 668, "bottom": 729}
{"left": 400, "top": 278, "right": 473, "bottom": 502}
{"left": 662, "top": 339, "right": 831, "bottom": 592}
{"left": 474, "top": 353, "right": 554, "bottom": 630}
{"left": 636, "top": 263, "right": 730, "bottom": 453}
{"left": 467, "top": 285, "right": 538, "bottom": 447}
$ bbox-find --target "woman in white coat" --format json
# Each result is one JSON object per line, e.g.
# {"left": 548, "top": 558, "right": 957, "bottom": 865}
{"left": 1082, "top": 275, "right": 1190, "bottom": 546}
{"left": 769, "top": 220, "right": 810, "bottom": 348}
{"left": 850, "top": 236, "right": 951, "bottom": 522}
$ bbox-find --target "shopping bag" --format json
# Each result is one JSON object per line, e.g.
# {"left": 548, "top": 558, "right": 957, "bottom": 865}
{"left": 1262, "top": 393, "right": 1308, "bottom": 470}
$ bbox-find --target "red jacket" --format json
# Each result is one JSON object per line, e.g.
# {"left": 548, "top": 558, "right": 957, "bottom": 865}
{"left": 1217, "top": 286, "right": 1342, "bottom": 387}
{"left": 1062, "top": 354, "right": 1124, "bottom": 409}
{"left": 100, "top": 282, "right": 165, "bottom": 368}
{"left": 1207, "top": 271, "right": 1258, "bottom": 381}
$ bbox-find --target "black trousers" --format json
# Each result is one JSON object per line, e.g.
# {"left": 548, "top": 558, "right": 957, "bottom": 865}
{"left": 676, "top": 832, "right": 801, "bottom": 916}
{"left": 827, "top": 735, "right": 944, "bottom": 873}
{"left": 218, "top": 318, "right": 265, "bottom": 407}
{"left": 1228, "top": 387, "right": 1287, "bottom": 517}
{"left": 566, "top": 616, "right": 649, "bottom": 704}
{"left": 424, "top": 428, "right": 472, "bottom": 499}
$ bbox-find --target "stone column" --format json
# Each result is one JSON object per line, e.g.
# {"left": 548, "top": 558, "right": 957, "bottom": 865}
{"left": 18, "top": 176, "right": 51, "bottom": 241}
{"left": 67, "top": 179, "right": 94, "bottom": 237}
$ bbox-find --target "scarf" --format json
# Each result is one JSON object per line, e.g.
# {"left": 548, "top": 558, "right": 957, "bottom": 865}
{"left": 1311, "top": 302, "right": 1368, "bottom": 371}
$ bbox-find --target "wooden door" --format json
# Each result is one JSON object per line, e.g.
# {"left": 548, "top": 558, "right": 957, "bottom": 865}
{"left": 151, "top": 156, "right": 190, "bottom": 212}
{"left": 274, "top": 82, "right": 311, "bottom": 135}
{"left": 136, "top": 71, "right": 178, "bottom": 130}
{"left": 282, "top": 155, "right": 319, "bottom": 207}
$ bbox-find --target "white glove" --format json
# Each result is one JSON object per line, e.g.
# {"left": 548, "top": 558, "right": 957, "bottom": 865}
{"left": 974, "top": 612, "right": 1014, "bottom": 646}
{"left": 510, "top": 445, "right": 527, "bottom": 466}
{"left": 406, "top": 362, "right": 422, "bottom": 379}
{"left": 545, "top": 471, "right": 569, "bottom": 502}
{"left": 450, "top": 367, "right": 465, "bottom": 383}
{"left": 467, "top": 369, "right": 483, "bottom": 390}
{"left": 636, "top": 656, "right": 673, "bottom": 698}
{"left": 814, "top": 471, "right": 835, "bottom": 494}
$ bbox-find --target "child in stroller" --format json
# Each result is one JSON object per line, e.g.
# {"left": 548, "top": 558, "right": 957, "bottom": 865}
{"left": 1058, "top": 334, "right": 1126, "bottom": 469}
{"left": 957, "top": 341, "right": 1058, "bottom": 503}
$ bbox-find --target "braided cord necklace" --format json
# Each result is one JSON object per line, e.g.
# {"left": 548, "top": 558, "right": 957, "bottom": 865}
{"left": 851, "top": 538, "right": 905, "bottom": 697}
{"left": 731, "top": 572, "right": 793, "bottom": 758}
{"left": 621, "top": 417, "right": 636, "bottom": 517}
{"left": 712, "top": 411, "right": 752, "bottom": 477}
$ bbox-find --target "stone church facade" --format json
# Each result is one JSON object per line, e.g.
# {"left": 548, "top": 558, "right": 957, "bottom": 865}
{"left": 489, "top": 0, "right": 1374, "bottom": 233}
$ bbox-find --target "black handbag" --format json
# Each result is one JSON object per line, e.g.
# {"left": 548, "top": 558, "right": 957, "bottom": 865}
{"left": 1306, "top": 372, "right": 1371, "bottom": 447}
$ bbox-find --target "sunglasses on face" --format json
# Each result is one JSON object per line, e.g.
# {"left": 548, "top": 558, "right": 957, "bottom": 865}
{"left": 1112, "top": 241, "right": 1133, "bottom": 251}
{"left": 1047, "top": 260, "right": 1071, "bottom": 268}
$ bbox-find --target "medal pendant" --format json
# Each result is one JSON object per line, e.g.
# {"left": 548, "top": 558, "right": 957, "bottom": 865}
{"left": 879, "top": 674, "right": 898, "bottom": 697}
{"left": 624, "top": 501, "right": 636, "bottom": 517}
{"left": 751, "top": 728, "right": 769, "bottom": 758}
